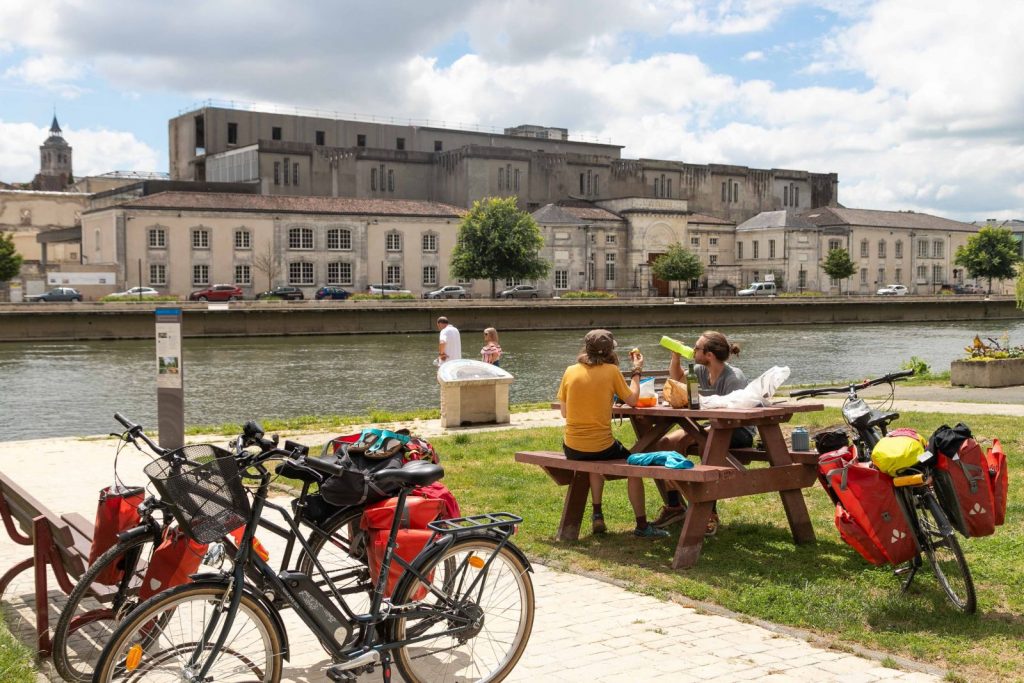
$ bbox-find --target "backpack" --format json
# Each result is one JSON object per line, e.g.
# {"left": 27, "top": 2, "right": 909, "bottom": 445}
{"left": 319, "top": 429, "right": 440, "bottom": 508}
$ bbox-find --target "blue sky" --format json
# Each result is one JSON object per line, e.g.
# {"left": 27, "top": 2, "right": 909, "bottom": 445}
{"left": 1, "top": 0, "right": 1021, "bottom": 221}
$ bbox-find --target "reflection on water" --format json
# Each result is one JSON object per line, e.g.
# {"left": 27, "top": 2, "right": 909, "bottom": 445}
{"left": 1, "top": 319, "right": 1022, "bottom": 440}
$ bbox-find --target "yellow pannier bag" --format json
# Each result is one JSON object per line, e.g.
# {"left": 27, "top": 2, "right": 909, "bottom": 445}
{"left": 870, "top": 428, "right": 927, "bottom": 475}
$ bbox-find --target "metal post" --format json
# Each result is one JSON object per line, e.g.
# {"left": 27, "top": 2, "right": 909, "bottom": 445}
{"left": 380, "top": 261, "right": 385, "bottom": 300}
{"left": 155, "top": 308, "right": 184, "bottom": 450}
{"left": 137, "top": 259, "right": 143, "bottom": 301}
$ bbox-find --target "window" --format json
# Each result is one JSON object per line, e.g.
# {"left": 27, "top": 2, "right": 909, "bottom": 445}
{"left": 737, "top": 242, "right": 744, "bottom": 259}
{"left": 783, "top": 186, "right": 789, "bottom": 206}
{"left": 370, "top": 168, "right": 377, "bottom": 191}
{"left": 709, "top": 254, "right": 718, "bottom": 265}
{"left": 798, "top": 269, "right": 807, "bottom": 289}
{"left": 860, "top": 268, "right": 868, "bottom": 284}
{"left": 273, "top": 162, "right": 280, "bottom": 185}
{"left": 506, "top": 164, "right": 512, "bottom": 190}
{"left": 288, "top": 227, "right": 314, "bottom": 250}
{"left": 722, "top": 181, "right": 727, "bottom": 202}
{"left": 327, "top": 228, "right": 352, "bottom": 251}
{"left": 860, "top": 240, "right": 869, "bottom": 258}
{"left": 327, "top": 262, "right": 352, "bottom": 285}
{"left": 752, "top": 241, "right": 760, "bottom": 259}
{"left": 606, "top": 234, "right": 616, "bottom": 245}
{"left": 191, "top": 229, "right": 210, "bottom": 249}
{"left": 769, "top": 239, "right": 776, "bottom": 259}
{"left": 895, "top": 268, "right": 902, "bottom": 283}
{"left": 918, "top": 239, "right": 929, "bottom": 258}
{"left": 227, "top": 122, "right": 238, "bottom": 144}
{"left": 594, "top": 175, "right": 600, "bottom": 195}
{"left": 193, "top": 264, "right": 209, "bottom": 285}
{"left": 423, "top": 266, "right": 437, "bottom": 286}
{"left": 653, "top": 178, "right": 660, "bottom": 196}
{"left": 385, "top": 265, "right": 402, "bottom": 285}
{"left": 691, "top": 236, "right": 700, "bottom": 247}
{"left": 917, "top": 264, "right": 928, "bottom": 281}
{"left": 396, "top": 137, "right": 405, "bottom": 150}
{"left": 387, "top": 169, "right": 394, "bottom": 192}
{"left": 283, "top": 157, "right": 290, "bottom": 186}
{"left": 828, "top": 239, "right": 842, "bottom": 252}
{"left": 386, "top": 232, "right": 402, "bottom": 252}
{"left": 710, "top": 237, "right": 718, "bottom": 246}
{"left": 605, "top": 253, "right": 616, "bottom": 283}
{"left": 933, "top": 264, "right": 943, "bottom": 283}
{"left": 505, "top": 277, "right": 522, "bottom": 287}
{"left": 794, "top": 186, "right": 799, "bottom": 206}
{"left": 878, "top": 267, "right": 885, "bottom": 285}
{"left": 234, "top": 229, "right": 251, "bottom": 250}
{"left": 272, "top": 126, "right": 282, "bottom": 141}
{"left": 514, "top": 168, "right": 520, "bottom": 192}
{"left": 933, "top": 240, "right": 944, "bottom": 258}
{"left": 878, "top": 240, "right": 886, "bottom": 258}
{"left": 148, "top": 228, "right": 166, "bottom": 248}
{"left": 501, "top": 168, "right": 506, "bottom": 191}
{"left": 422, "top": 233, "right": 437, "bottom": 253}
{"left": 293, "top": 163, "right": 299, "bottom": 186}
{"left": 149, "top": 264, "right": 166, "bottom": 286}
{"left": 316, "top": 130, "right": 325, "bottom": 145}
{"left": 434, "top": 140, "right": 443, "bottom": 152}
{"left": 578, "top": 173, "right": 584, "bottom": 194}
{"left": 555, "top": 270, "right": 568, "bottom": 289}
{"left": 235, "top": 265, "right": 251, "bottom": 285}
{"left": 895, "top": 240, "right": 903, "bottom": 259}
{"left": 666, "top": 179, "right": 672, "bottom": 198}
{"left": 289, "top": 262, "right": 314, "bottom": 285}
{"left": 357, "top": 134, "right": 366, "bottom": 147}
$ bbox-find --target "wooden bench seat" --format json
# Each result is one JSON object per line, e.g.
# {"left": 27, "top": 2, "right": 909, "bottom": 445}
{"left": 515, "top": 450, "right": 736, "bottom": 486}
{"left": 0, "top": 472, "right": 95, "bottom": 655}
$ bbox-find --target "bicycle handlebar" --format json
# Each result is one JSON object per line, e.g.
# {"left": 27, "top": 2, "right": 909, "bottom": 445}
{"left": 113, "top": 412, "right": 168, "bottom": 456}
{"left": 789, "top": 369, "right": 916, "bottom": 399}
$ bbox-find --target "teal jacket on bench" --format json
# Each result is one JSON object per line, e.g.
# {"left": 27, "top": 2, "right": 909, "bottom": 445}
{"left": 626, "top": 451, "right": 694, "bottom": 469}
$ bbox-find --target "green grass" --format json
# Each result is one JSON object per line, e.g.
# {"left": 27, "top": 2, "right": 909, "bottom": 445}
{"left": 0, "top": 621, "right": 36, "bottom": 682}
{"left": 418, "top": 408, "right": 1023, "bottom": 682}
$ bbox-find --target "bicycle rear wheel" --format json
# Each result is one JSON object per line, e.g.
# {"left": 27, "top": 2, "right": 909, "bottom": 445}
{"left": 391, "top": 536, "right": 535, "bottom": 683}
{"left": 915, "top": 489, "right": 977, "bottom": 613}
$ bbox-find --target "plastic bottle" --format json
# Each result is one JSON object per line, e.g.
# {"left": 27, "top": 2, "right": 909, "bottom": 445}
{"left": 660, "top": 336, "right": 694, "bottom": 360}
{"left": 791, "top": 426, "right": 810, "bottom": 452}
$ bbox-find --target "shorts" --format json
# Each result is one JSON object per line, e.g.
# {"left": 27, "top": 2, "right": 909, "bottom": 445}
{"left": 563, "top": 440, "right": 631, "bottom": 461}
{"left": 730, "top": 428, "right": 755, "bottom": 449}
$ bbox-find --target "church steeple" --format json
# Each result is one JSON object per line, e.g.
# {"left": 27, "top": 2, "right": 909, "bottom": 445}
{"left": 49, "top": 115, "right": 63, "bottom": 137}
{"left": 33, "top": 112, "right": 73, "bottom": 191}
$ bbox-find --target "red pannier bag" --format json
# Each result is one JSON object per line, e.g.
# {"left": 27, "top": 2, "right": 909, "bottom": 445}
{"left": 89, "top": 485, "right": 146, "bottom": 585}
{"left": 817, "top": 446, "right": 857, "bottom": 506}
{"left": 411, "top": 481, "right": 461, "bottom": 520}
{"left": 139, "top": 527, "right": 208, "bottom": 600}
{"left": 834, "top": 505, "right": 888, "bottom": 565}
{"left": 986, "top": 439, "right": 1009, "bottom": 526}
{"left": 360, "top": 497, "right": 444, "bottom": 599}
{"left": 827, "top": 461, "right": 918, "bottom": 565}
{"left": 933, "top": 438, "right": 996, "bottom": 538}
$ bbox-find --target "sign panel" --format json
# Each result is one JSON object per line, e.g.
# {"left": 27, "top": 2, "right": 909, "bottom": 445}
{"left": 155, "top": 308, "right": 184, "bottom": 450}
{"left": 155, "top": 322, "right": 182, "bottom": 389}
{"left": 47, "top": 272, "right": 117, "bottom": 286}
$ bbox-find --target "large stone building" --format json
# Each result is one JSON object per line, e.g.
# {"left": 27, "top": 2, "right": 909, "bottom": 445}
{"left": 169, "top": 105, "right": 839, "bottom": 224}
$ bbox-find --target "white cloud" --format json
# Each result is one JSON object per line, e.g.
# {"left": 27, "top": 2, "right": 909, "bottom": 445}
{"left": 741, "top": 50, "right": 765, "bottom": 62}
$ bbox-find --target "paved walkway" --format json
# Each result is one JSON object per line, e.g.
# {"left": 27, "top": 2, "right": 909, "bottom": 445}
{"left": 4, "top": 388, "right": 1009, "bottom": 681}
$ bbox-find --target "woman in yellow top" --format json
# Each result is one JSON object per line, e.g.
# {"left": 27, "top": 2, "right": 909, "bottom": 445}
{"left": 556, "top": 329, "right": 669, "bottom": 538}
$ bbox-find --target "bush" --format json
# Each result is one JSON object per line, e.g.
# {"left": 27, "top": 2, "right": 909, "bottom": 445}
{"left": 900, "top": 356, "right": 931, "bottom": 375}
{"left": 963, "top": 333, "right": 1024, "bottom": 361}
{"left": 779, "top": 291, "right": 824, "bottom": 298}
{"left": 349, "top": 293, "right": 416, "bottom": 301}
{"left": 558, "top": 290, "right": 616, "bottom": 299}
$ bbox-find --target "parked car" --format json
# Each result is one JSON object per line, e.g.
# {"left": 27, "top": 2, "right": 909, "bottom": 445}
{"left": 953, "top": 283, "right": 983, "bottom": 295}
{"left": 424, "top": 285, "right": 468, "bottom": 299}
{"left": 737, "top": 282, "right": 777, "bottom": 297}
{"left": 189, "top": 284, "right": 244, "bottom": 301}
{"left": 367, "top": 283, "right": 412, "bottom": 296}
{"left": 876, "top": 284, "right": 908, "bottom": 296}
{"left": 25, "top": 287, "right": 82, "bottom": 302}
{"left": 107, "top": 286, "right": 161, "bottom": 299}
{"left": 498, "top": 284, "right": 541, "bottom": 299}
{"left": 255, "top": 285, "right": 304, "bottom": 300}
{"left": 314, "top": 286, "right": 351, "bottom": 300}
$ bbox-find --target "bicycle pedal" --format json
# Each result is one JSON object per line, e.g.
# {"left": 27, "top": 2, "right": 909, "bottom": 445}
{"left": 328, "top": 648, "right": 380, "bottom": 674}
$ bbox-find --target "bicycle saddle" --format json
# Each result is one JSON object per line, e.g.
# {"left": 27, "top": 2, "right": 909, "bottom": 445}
{"left": 372, "top": 461, "right": 444, "bottom": 488}
{"left": 866, "top": 410, "right": 899, "bottom": 428}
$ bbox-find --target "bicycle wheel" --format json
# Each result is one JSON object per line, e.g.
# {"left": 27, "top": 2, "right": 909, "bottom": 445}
{"left": 51, "top": 532, "right": 157, "bottom": 683}
{"left": 93, "top": 582, "right": 283, "bottom": 682}
{"left": 391, "top": 536, "right": 535, "bottom": 683}
{"left": 297, "top": 508, "right": 373, "bottom": 613}
{"left": 916, "top": 489, "right": 977, "bottom": 613}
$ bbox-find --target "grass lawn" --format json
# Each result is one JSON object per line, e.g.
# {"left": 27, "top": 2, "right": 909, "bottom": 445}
{"left": 0, "top": 621, "right": 37, "bottom": 682}
{"left": 425, "top": 408, "right": 1023, "bottom": 682}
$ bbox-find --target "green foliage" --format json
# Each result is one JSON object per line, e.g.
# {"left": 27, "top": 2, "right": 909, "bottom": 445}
{"left": 900, "top": 356, "right": 931, "bottom": 375}
{"left": 0, "top": 621, "right": 36, "bottom": 682}
{"left": 450, "top": 197, "right": 550, "bottom": 297}
{"left": 821, "top": 248, "right": 856, "bottom": 292}
{"left": 779, "top": 291, "right": 823, "bottom": 298}
{"left": 559, "top": 290, "right": 616, "bottom": 299}
{"left": 349, "top": 293, "right": 415, "bottom": 301}
{"left": 650, "top": 243, "right": 703, "bottom": 295}
{"left": 1016, "top": 273, "right": 1024, "bottom": 310}
{"left": 0, "top": 232, "right": 24, "bottom": 282}
{"left": 954, "top": 227, "right": 1022, "bottom": 294}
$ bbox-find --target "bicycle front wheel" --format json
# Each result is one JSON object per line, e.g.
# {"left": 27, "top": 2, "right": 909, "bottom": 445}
{"left": 93, "top": 582, "right": 283, "bottom": 682}
{"left": 917, "top": 490, "right": 977, "bottom": 613}
{"left": 51, "top": 531, "right": 157, "bottom": 682}
{"left": 391, "top": 536, "right": 535, "bottom": 683}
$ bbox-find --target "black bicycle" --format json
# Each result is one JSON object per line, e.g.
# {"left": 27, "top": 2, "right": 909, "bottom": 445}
{"left": 791, "top": 371, "right": 977, "bottom": 613}
{"left": 51, "top": 415, "right": 373, "bottom": 682}
{"left": 92, "top": 434, "right": 535, "bottom": 682}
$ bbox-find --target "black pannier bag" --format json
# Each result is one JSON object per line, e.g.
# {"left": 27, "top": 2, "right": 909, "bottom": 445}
{"left": 319, "top": 429, "right": 411, "bottom": 507}
{"left": 814, "top": 428, "right": 850, "bottom": 455}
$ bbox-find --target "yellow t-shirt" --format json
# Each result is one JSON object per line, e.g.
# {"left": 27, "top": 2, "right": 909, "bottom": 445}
{"left": 557, "top": 362, "right": 632, "bottom": 452}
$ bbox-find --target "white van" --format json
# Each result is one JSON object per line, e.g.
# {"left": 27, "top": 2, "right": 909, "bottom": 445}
{"left": 737, "top": 282, "right": 777, "bottom": 297}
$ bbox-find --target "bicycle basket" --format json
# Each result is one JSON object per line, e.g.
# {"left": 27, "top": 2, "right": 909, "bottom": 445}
{"left": 144, "top": 445, "right": 250, "bottom": 544}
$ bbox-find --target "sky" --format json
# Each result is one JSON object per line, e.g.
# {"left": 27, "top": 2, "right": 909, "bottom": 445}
{"left": 1, "top": 0, "right": 1022, "bottom": 222}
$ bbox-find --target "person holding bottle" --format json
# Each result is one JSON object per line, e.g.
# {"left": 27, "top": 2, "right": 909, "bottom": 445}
{"left": 480, "top": 327, "right": 503, "bottom": 366}
{"left": 651, "top": 330, "right": 754, "bottom": 536}
{"left": 556, "top": 329, "right": 669, "bottom": 539}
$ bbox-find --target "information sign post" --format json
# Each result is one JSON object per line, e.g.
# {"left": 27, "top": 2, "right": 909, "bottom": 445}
{"left": 155, "top": 308, "right": 184, "bottom": 450}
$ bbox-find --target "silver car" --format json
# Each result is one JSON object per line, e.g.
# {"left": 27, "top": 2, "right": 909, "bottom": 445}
{"left": 424, "top": 285, "right": 468, "bottom": 299}
{"left": 498, "top": 284, "right": 541, "bottom": 299}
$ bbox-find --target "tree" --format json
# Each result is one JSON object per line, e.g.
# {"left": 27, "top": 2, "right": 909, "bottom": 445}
{"left": 450, "top": 197, "right": 550, "bottom": 298}
{"left": 0, "top": 232, "right": 23, "bottom": 283}
{"left": 821, "top": 247, "right": 856, "bottom": 294}
{"left": 252, "top": 240, "right": 282, "bottom": 290}
{"left": 651, "top": 243, "right": 703, "bottom": 298}
{"left": 954, "top": 227, "right": 1022, "bottom": 295}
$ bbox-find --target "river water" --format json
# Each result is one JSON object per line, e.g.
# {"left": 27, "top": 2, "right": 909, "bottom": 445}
{"left": 2, "top": 320, "right": 1022, "bottom": 441}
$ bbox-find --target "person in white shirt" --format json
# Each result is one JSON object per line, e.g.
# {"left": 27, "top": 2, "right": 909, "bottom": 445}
{"left": 436, "top": 316, "right": 462, "bottom": 364}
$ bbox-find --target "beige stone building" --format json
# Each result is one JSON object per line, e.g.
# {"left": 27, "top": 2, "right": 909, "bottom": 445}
{"left": 735, "top": 207, "right": 990, "bottom": 294}
{"left": 0, "top": 189, "right": 90, "bottom": 291}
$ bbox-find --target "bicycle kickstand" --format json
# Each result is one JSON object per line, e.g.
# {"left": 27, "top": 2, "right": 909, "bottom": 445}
{"left": 894, "top": 555, "right": 921, "bottom": 593}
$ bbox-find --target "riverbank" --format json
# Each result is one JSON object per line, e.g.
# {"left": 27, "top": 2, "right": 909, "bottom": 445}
{"left": 0, "top": 295, "right": 1019, "bottom": 341}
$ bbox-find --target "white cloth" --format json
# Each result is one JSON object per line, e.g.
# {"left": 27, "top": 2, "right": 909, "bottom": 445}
{"left": 439, "top": 325, "right": 462, "bottom": 361}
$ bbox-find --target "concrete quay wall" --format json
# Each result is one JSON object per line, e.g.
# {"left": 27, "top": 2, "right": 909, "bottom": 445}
{"left": 0, "top": 297, "right": 1020, "bottom": 342}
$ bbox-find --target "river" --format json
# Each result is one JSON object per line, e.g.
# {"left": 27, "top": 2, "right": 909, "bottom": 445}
{"left": 2, "top": 320, "right": 1022, "bottom": 441}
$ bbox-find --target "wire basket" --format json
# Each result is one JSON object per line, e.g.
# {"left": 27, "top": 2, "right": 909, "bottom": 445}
{"left": 144, "top": 444, "right": 250, "bottom": 544}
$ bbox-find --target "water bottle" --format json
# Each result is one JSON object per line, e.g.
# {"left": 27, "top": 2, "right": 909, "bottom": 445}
{"left": 791, "top": 426, "right": 810, "bottom": 452}
{"left": 686, "top": 362, "right": 700, "bottom": 410}
{"left": 660, "top": 336, "right": 695, "bottom": 360}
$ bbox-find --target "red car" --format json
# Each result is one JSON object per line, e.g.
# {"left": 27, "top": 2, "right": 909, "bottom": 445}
{"left": 188, "top": 284, "right": 244, "bottom": 301}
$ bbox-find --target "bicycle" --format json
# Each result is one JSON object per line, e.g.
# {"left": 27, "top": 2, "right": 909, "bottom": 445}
{"left": 92, "top": 437, "right": 535, "bottom": 682}
{"left": 790, "top": 370, "right": 977, "bottom": 614}
{"left": 51, "top": 415, "right": 373, "bottom": 682}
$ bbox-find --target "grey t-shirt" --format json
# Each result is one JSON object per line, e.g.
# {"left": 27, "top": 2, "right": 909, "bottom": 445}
{"left": 694, "top": 363, "right": 755, "bottom": 437}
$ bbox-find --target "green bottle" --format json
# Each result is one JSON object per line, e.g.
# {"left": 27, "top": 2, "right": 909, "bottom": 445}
{"left": 660, "top": 336, "right": 694, "bottom": 360}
